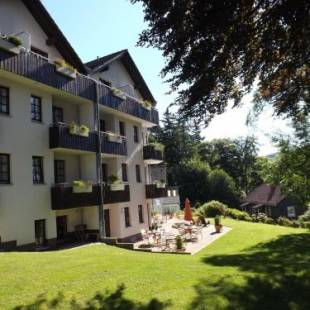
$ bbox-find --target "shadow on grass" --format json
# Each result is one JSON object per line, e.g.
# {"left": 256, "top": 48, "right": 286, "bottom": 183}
{"left": 14, "top": 284, "right": 170, "bottom": 310}
{"left": 190, "top": 233, "right": 310, "bottom": 310}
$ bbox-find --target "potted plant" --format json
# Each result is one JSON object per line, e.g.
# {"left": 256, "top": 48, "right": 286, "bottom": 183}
{"left": 54, "top": 59, "right": 77, "bottom": 79}
{"left": 107, "top": 174, "right": 125, "bottom": 191}
{"left": 106, "top": 131, "right": 122, "bottom": 143}
{"left": 214, "top": 215, "right": 222, "bottom": 233}
{"left": 111, "top": 87, "right": 126, "bottom": 100}
{"left": 79, "top": 125, "right": 90, "bottom": 137}
{"left": 141, "top": 100, "right": 152, "bottom": 110}
{"left": 175, "top": 235, "right": 185, "bottom": 252}
{"left": 155, "top": 179, "right": 166, "bottom": 189}
{"left": 72, "top": 180, "right": 93, "bottom": 193}
{"left": 69, "top": 122, "right": 79, "bottom": 135}
{"left": 0, "top": 34, "right": 22, "bottom": 54}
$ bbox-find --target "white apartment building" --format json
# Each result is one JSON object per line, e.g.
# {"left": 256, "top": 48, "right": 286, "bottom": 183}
{"left": 0, "top": 0, "right": 167, "bottom": 250}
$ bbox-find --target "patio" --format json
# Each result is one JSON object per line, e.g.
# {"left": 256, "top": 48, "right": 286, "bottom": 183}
{"left": 134, "top": 217, "right": 231, "bottom": 255}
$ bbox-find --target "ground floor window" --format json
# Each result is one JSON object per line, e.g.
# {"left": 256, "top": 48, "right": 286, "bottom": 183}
{"left": 35, "top": 219, "right": 46, "bottom": 245}
{"left": 54, "top": 160, "right": 65, "bottom": 184}
{"left": 0, "top": 153, "right": 10, "bottom": 184}
{"left": 32, "top": 156, "right": 44, "bottom": 184}
{"left": 138, "top": 205, "right": 144, "bottom": 223}
{"left": 124, "top": 207, "right": 131, "bottom": 227}
{"left": 287, "top": 206, "right": 296, "bottom": 218}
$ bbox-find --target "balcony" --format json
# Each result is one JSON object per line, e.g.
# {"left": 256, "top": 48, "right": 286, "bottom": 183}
{"left": 100, "top": 132, "right": 127, "bottom": 156}
{"left": 0, "top": 49, "right": 159, "bottom": 125}
{"left": 104, "top": 185, "right": 130, "bottom": 204}
{"left": 145, "top": 184, "right": 168, "bottom": 199}
{"left": 51, "top": 184, "right": 101, "bottom": 210}
{"left": 143, "top": 145, "right": 164, "bottom": 164}
{"left": 49, "top": 123, "right": 97, "bottom": 153}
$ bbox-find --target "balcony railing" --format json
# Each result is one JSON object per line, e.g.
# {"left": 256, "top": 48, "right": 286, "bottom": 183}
{"left": 143, "top": 145, "right": 164, "bottom": 164}
{"left": 0, "top": 49, "right": 159, "bottom": 125}
{"left": 51, "top": 184, "right": 131, "bottom": 210}
{"left": 100, "top": 132, "right": 127, "bottom": 156}
{"left": 51, "top": 184, "right": 101, "bottom": 210}
{"left": 145, "top": 184, "right": 168, "bottom": 199}
{"left": 104, "top": 184, "right": 130, "bottom": 204}
{"left": 49, "top": 123, "right": 97, "bottom": 152}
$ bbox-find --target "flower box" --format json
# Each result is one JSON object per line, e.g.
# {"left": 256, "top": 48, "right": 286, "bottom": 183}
{"left": 155, "top": 182, "right": 166, "bottom": 189}
{"left": 110, "top": 183, "right": 125, "bottom": 191}
{"left": 56, "top": 65, "right": 77, "bottom": 79}
{"left": 69, "top": 123, "right": 79, "bottom": 135}
{"left": 111, "top": 88, "right": 126, "bottom": 100}
{"left": 0, "top": 37, "right": 20, "bottom": 54}
{"left": 79, "top": 125, "right": 90, "bottom": 137}
{"left": 106, "top": 132, "right": 122, "bottom": 143}
{"left": 72, "top": 181, "right": 93, "bottom": 193}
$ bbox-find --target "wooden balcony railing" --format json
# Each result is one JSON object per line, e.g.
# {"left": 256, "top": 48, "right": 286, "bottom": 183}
{"left": 104, "top": 185, "right": 130, "bottom": 204}
{"left": 100, "top": 132, "right": 127, "bottom": 156}
{"left": 0, "top": 49, "right": 159, "bottom": 125}
{"left": 49, "top": 123, "right": 97, "bottom": 152}
{"left": 51, "top": 184, "right": 131, "bottom": 210}
{"left": 143, "top": 145, "right": 164, "bottom": 163}
{"left": 51, "top": 184, "right": 101, "bottom": 210}
{"left": 145, "top": 184, "right": 168, "bottom": 199}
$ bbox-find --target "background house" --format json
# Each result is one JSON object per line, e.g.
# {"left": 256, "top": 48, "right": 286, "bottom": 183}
{"left": 241, "top": 184, "right": 305, "bottom": 219}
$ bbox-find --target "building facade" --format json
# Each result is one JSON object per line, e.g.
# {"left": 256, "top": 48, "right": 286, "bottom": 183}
{"left": 0, "top": 0, "right": 167, "bottom": 249}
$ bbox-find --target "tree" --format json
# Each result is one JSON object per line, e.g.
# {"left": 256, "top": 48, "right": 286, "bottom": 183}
{"left": 208, "top": 169, "right": 239, "bottom": 207}
{"left": 132, "top": 0, "right": 310, "bottom": 125}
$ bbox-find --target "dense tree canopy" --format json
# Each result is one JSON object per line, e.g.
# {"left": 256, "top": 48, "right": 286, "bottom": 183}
{"left": 132, "top": 0, "right": 310, "bottom": 125}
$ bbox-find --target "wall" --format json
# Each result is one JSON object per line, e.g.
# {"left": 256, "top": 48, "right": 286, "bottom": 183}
{"left": 0, "top": 0, "right": 62, "bottom": 61}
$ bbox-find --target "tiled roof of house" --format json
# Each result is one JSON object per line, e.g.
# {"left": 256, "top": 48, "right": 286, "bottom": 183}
{"left": 244, "top": 184, "right": 285, "bottom": 206}
{"left": 85, "top": 49, "right": 156, "bottom": 104}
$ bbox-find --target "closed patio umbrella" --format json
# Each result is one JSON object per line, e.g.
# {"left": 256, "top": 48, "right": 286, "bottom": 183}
{"left": 184, "top": 198, "right": 193, "bottom": 222}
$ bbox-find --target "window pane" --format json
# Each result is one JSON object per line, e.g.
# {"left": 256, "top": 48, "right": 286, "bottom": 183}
{"left": 31, "top": 96, "right": 42, "bottom": 121}
{"left": 138, "top": 205, "right": 144, "bottom": 223}
{"left": 33, "top": 156, "right": 44, "bottom": 184}
{"left": 136, "top": 165, "right": 141, "bottom": 182}
{"left": 122, "top": 164, "right": 128, "bottom": 182}
{"left": 53, "top": 106, "right": 63, "bottom": 123}
{"left": 134, "top": 126, "right": 139, "bottom": 143}
{"left": 0, "top": 86, "right": 9, "bottom": 115}
{"left": 124, "top": 207, "right": 130, "bottom": 227}
{"left": 54, "top": 160, "right": 65, "bottom": 183}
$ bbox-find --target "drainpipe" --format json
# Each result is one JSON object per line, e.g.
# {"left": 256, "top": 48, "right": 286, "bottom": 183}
{"left": 94, "top": 83, "right": 105, "bottom": 240}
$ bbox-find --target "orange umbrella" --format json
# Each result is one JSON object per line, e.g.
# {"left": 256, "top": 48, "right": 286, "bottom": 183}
{"left": 184, "top": 198, "right": 193, "bottom": 222}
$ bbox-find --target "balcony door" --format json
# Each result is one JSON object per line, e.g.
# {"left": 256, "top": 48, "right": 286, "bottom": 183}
{"left": 104, "top": 209, "right": 111, "bottom": 237}
{"left": 35, "top": 219, "right": 46, "bottom": 246}
{"left": 56, "top": 216, "right": 67, "bottom": 240}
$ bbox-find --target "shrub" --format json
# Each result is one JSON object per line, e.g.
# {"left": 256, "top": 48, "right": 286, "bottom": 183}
{"left": 199, "top": 200, "right": 227, "bottom": 218}
{"left": 277, "top": 216, "right": 292, "bottom": 227}
{"left": 226, "top": 208, "right": 250, "bottom": 221}
{"left": 175, "top": 235, "right": 183, "bottom": 250}
{"left": 298, "top": 208, "right": 310, "bottom": 225}
{"left": 214, "top": 215, "right": 221, "bottom": 226}
{"left": 8, "top": 35, "right": 22, "bottom": 46}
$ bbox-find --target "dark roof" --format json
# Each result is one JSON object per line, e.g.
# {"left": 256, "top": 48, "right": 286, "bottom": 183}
{"left": 244, "top": 184, "right": 285, "bottom": 207}
{"left": 21, "top": 0, "right": 86, "bottom": 74}
{"left": 85, "top": 49, "right": 156, "bottom": 104}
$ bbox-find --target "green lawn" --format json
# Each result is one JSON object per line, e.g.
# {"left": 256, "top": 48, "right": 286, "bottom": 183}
{"left": 0, "top": 219, "right": 309, "bottom": 310}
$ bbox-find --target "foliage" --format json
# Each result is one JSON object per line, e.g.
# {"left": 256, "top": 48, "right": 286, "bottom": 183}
{"left": 72, "top": 180, "right": 92, "bottom": 188}
{"left": 298, "top": 208, "right": 310, "bottom": 223}
{"left": 132, "top": 0, "right": 310, "bottom": 125}
{"left": 149, "top": 142, "right": 165, "bottom": 152}
{"left": 226, "top": 208, "right": 251, "bottom": 221}
{"left": 214, "top": 215, "right": 221, "bottom": 226}
{"left": 107, "top": 174, "right": 121, "bottom": 184}
{"left": 277, "top": 216, "right": 293, "bottom": 227}
{"left": 54, "top": 59, "right": 76, "bottom": 72}
{"left": 8, "top": 35, "right": 22, "bottom": 46}
{"left": 141, "top": 100, "right": 153, "bottom": 109}
{"left": 208, "top": 169, "right": 239, "bottom": 207}
{"left": 199, "top": 200, "right": 227, "bottom": 218}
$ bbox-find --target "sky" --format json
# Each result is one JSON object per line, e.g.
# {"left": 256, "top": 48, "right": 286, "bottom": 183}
{"left": 42, "top": 0, "right": 290, "bottom": 155}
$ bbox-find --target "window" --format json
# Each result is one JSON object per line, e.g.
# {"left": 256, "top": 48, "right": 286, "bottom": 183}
{"left": 119, "top": 121, "right": 126, "bottom": 136}
{"left": 0, "top": 154, "right": 10, "bottom": 184}
{"left": 52, "top": 106, "right": 63, "bottom": 123}
{"left": 133, "top": 125, "right": 139, "bottom": 143}
{"left": 100, "top": 119, "right": 106, "bottom": 132}
{"left": 173, "top": 190, "right": 177, "bottom": 197}
{"left": 54, "top": 160, "right": 65, "bottom": 184}
{"left": 135, "top": 165, "right": 141, "bottom": 183}
{"left": 32, "top": 156, "right": 44, "bottom": 184}
{"left": 102, "top": 163, "right": 108, "bottom": 182}
{"left": 31, "top": 46, "right": 48, "bottom": 58}
{"left": 138, "top": 205, "right": 144, "bottom": 223}
{"left": 35, "top": 219, "right": 46, "bottom": 245}
{"left": 168, "top": 190, "right": 171, "bottom": 197}
{"left": 31, "top": 95, "right": 42, "bottom": 122}
{"left": 287, "top": 206, "right": 296, "bottom": 218}
{"left": 124, "top": 207, "right": 130, "bottom": 227}
{"left": 122, "top": 163, "right": 128, "bottom": 182}
{"left": 99, "top": 78, "right": 111, "bottom": 87}
{"left": 0, "top": 86, "right": 9, "bottom": 115}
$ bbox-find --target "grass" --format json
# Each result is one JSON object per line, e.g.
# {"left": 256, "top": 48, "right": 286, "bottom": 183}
{"left": 0, "top": 219, "right": 309, "bottom": 309}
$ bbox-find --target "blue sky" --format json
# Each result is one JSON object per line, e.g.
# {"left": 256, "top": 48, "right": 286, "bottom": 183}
{"left": 42, "top": 0, "right": 287, "bottom": 155}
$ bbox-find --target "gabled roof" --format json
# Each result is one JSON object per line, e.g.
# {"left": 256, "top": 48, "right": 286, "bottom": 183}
{"left": 85, "top": 49, "right": 156, "bottom": 104}
{"left": 21, "top": 0, "right": 86, "bottom": 74}
{"left": 244, "top": 184, "right": 285, "bottom": 207}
